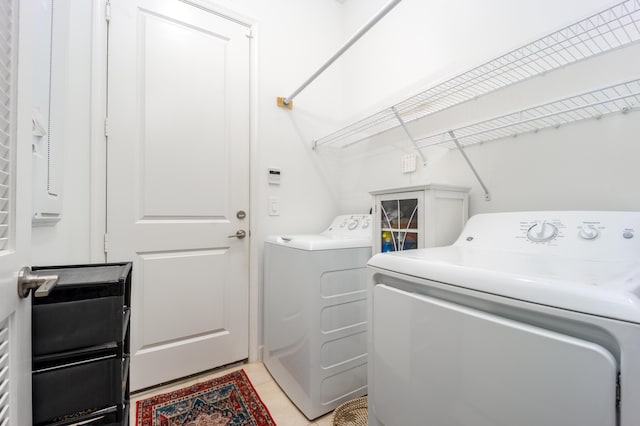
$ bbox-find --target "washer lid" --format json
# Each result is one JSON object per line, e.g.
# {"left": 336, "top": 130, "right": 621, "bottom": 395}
{"left": 265, "top": 214, "right": 372, "bottom": 250}
{"left": 265, "top": 234, "right": 371, "bottom": 250}
{"left": 369, "top": 246, "right": 640, "bottom": 323}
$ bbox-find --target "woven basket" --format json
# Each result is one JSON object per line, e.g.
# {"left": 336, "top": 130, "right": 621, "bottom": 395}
{"left": 332, "top": 396, "right": 368, "bottom": 426}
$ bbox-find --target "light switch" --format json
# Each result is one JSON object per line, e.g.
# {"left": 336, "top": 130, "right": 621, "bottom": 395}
{"left": 269, "top": 196, "right": 280, "bottom": 216}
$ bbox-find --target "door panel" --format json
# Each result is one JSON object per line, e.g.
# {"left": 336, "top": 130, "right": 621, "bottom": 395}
{"left": 139, "top": 249, "right": 228, "bottom": 344}
{"left": 108, "top": 0, "right": 250, "bottom": 390}
{"left": 141, "top": 12, "right": 229, "bottom": 219}
{"left": 371, "top": 284, "right": 617, "bottom": 426}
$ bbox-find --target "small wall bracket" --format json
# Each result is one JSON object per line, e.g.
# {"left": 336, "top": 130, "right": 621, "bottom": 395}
{"left": 277, "top": 0, "right": 402, "bottom": 110}
{"left": 277, "top": 97, "right": 293, "bottom": 109}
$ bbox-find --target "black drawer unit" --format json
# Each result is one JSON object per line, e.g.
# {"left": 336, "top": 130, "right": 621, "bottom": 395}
{"left": 31, "top": 263, "right": 132, "bottom": 426}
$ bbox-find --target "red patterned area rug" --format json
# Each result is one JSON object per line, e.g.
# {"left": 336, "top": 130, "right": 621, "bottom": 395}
{"left": 135, "top": 369, "right": 276, "bottom": 426}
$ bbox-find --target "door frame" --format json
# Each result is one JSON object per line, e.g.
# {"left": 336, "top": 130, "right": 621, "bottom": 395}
{"left": 88, "top": 0, "right": 261, "bottom": 362}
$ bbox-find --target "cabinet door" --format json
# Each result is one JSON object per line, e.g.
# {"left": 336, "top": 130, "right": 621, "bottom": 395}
{"left": 424, "top": 189, "right": 469, "bottom": 247}
{"left": 375, "top": 191, "right": 423, "bottom": 253}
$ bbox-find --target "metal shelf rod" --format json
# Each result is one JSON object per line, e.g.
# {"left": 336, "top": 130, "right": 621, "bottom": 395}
{"left": 391, "top": 106, "right": 427, "bottom": 165}
{"left": 449, "top": 131, "right": 491, "bottom": 201}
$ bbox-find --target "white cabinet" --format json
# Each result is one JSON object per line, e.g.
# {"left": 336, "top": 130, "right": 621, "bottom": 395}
{"left": 370, "top": 184, "right": 469, "bottom": 254}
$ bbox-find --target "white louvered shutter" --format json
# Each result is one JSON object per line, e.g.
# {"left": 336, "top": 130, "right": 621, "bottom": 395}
{"left": 0, "top": 0, "right": 15, "bottom": 421}
{"left": 0, "top": 0, "right": 13, "bottom": 253}
{"left": 0, "top": 320, "right": 9, "bottom": 425}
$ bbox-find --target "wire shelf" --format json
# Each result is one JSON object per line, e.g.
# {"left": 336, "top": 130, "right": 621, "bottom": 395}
{"left": 313, "top": 0, "right": 640, "bottom": 149}
{"left": 417, "top": 79, "right": 640, "bottom": 149}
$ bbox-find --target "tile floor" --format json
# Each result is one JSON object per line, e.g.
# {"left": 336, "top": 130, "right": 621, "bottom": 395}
{"left": 129, "top": 362, "right": 334, "bottom": 426}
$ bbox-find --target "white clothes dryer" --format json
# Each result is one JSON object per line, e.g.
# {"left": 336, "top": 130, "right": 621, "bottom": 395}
{"left": 367, "top": 211, "right": 640, "bottom": 426}
{"left": 263, "top": 214, "right": 372, "bottom": 420}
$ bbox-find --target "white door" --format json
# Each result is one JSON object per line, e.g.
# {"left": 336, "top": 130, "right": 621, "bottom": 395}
{"left": 0, "top": 0, "right": 34, "bottom": 423}
{"left": 107, "top": 0, "right": 251, "bottom": 390}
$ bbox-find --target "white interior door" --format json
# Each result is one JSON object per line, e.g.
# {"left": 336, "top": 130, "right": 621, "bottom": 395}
{"left": 107, "top": 0, "right": 251, "bottom": 390}
{"left": 0, "top": 0, "right": 34, "bottom": 423}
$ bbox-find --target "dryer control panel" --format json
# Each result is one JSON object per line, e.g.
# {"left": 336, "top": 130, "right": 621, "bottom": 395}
{"left": 521, "top": 219, "right": 612, "bottom": 243}
{"left": 456, "top": 211, "right": 640, "bottom": 260}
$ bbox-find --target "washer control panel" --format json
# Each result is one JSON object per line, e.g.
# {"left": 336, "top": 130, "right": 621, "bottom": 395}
{"left": 324, "top": 215, "right": 372, "bottom": 238}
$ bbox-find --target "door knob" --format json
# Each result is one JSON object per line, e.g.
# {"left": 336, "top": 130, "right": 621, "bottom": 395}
{"left": 228, "top": 230, "right": 247, "bottom": 239}
{"left": 17, "top": 267, "right": 59, "bottom": 298}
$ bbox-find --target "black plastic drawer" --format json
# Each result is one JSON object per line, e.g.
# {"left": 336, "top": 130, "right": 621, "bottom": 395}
{"left": 31, "top": 263, "right": 131, "bottom": 356}
{"left": 121, "top": 355, "right": 130, "bottom": 400}
{"left": 43, "top": 404, "right": 129, "bottom": 426}
{"left": 33, "top": 296, "right": 124, "bottom": 356}
{"left": 33, "top": 354, "right": 123, "bottom": 425}
{"left": 31, "top": 262, "right": 132, "bottom": 425}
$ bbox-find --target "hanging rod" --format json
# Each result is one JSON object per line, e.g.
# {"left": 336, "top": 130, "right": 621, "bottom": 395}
{"left": 277, "top": 0, "right": 403, "bottom": 109}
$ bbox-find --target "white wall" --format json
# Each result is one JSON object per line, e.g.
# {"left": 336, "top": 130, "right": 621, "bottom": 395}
{"left": 31, "top": 0, "right": 94, "bottom": 265}
{"left": 327, "top": 0, "right": 640, "bottom": 216}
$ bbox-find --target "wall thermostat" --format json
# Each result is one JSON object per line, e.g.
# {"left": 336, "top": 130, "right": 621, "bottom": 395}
{"left": 268, "top": 168, "right": 281, "bottom": 185}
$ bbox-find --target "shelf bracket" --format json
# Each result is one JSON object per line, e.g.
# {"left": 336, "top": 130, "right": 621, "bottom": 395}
{"left": 391, "top": 106, "right": 427, "bottom": 166}
{"left": 448, "top": 130, "right": 491, "bottom": 201}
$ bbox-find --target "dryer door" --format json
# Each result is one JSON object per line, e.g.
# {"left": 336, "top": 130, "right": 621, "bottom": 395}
{"left": 370, "top": 284, "right": 617, "bottom": 426}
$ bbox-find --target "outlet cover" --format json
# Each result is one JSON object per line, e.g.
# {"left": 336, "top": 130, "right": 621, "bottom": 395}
{"left": 402, "top": 154, "right": 417, "bottom": 173}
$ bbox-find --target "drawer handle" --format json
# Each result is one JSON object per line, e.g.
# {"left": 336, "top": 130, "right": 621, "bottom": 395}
{"left": 17, "top": 267, "right": 59, "bottom": 298}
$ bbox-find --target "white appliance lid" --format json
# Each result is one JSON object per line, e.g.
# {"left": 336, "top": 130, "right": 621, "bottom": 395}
{"left": 369, "top": 211, "right": 640, "bottom": 324}
{"left": 369, "top": 246, "right": 640, "bottom": 323}
{"left": 265, "top": 234, "right": 371, "bottom": 250}
{"left": 265, "top": 214, "right": 372, "bottom": 250}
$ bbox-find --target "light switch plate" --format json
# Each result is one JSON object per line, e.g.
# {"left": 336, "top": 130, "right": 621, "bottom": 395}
{"left": 268, "top": 196, "right": 280, "bottom": 216}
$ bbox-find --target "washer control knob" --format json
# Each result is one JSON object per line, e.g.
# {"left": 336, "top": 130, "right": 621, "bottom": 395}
{"left": 623, "top": 231, "right": 634, "bottom": 239}
{"left": 579, "top": 225, "right": 599, "bottom": 240}
{"left": 348, "top": 220, "right": 359, "bottom": 230}
{"left": 527, "top": 221, "right": 558, "bottom": 242}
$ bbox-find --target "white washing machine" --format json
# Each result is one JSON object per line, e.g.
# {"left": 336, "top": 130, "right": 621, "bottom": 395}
{"left": 367, "top": 211, "right": 640, "bottom": 426}
{"left": 263, "top": 214, "right": 372, "bottom": 420}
